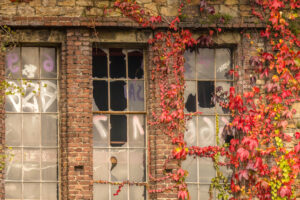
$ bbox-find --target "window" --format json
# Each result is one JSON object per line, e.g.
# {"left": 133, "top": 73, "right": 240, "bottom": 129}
{"left": 5, "top": 47, "right": 59, "bottom": 200}
{"left": 92, "top": 47, "right": 146, "bottom": 200}
{"left": 183, "top": 48, "right": 233, "bottom": 200}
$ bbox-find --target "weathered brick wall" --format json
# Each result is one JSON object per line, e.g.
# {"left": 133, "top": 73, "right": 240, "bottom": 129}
{"left": 0, "top": 52, "right": 5, "bottom": 200}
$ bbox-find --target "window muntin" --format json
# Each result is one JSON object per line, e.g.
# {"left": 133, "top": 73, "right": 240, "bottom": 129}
{"left": 183, "top": 48, "right": 233, "bottom": 200}
{"left": 5, "top": 47, "right": 59, "bottom": 200}
{"left": 92, "top": 47, "right": 146, "bottom": 200}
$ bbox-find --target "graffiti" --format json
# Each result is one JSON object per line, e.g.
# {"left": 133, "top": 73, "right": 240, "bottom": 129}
{"left": 217, "top": 61, "right": 230, "bottom": 73}
{"left": 22, "top": 64, "right": 37, "bottom": 78}
{"left": 185, "top": 119, "right": 196, "bottom": 145}
{"left": 23, "top": 82, "right": 39, "bottom": 112}
{"left": 199, "top": 117, "right": 214, "bottom": 146}
{"left": 41, "top": 81, "right": 57, "bottom": 112}
{"left": 128, "top": 82, "right": 144, "bottom": 102}
{"left": 132, "top": 115, "right": 144, "bottom": 139}
{"left": 93, "top": 115, "right": 108, "bottom": 138}
{"left": 6, "top": 81, "right": 21, "bottom": 112}
{"left": 6, "top": 52, "right": 20, "bottom": 73}
{"left": 43, "top": 54, "right": 54, "bottom": 72}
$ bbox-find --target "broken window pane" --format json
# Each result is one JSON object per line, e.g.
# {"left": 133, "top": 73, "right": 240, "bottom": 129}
{"left": 129, "top": 149, "right": 145, "bottom": 182}
{"left": 219, "top": 116, "right": 231, "bottom": 145}
{"left": 130, "top": 185, "right": 146, "bottom": 200}
{"left": 93, "top": 115, "right": 109, "bottom": 147}
{"left": 5, "top": 47, "right": 21, "bottom": 79}
{"left": 93, "top": 81, "right": 108, "bottom": 111}
{"left": 184, "top": 81, "right": 196, "bottom": 113}
{"left": 41, "top": 80, "right": 57, "bottom": 112}
{"left": 23, "top": 183, "right": 40, "bottom": 199}
{"left": 184, "top": 116, "right": 197, "bottom": 146}
{"left": 42, "top": 149, "right": 57, "bottom": 181}
{"left": 198, "top": 158, "right": 215, "bottom": 183}
{"left": 128, "top": 80, "right": 144, "bottom": 111}
{"left": 94, "top": 184, "right": 109, "bottom": 200}
{"left": 5, "top": 148, "right": 22, "bottom": 180}
{"left": 42, "top": 183, "right": 57, "bottom": 200}
{"left": 110, "top": 115, "right": 127, "bottom": 147}
{"left": 128, "top": 50, "right": 144, "bottom": 79}
{"left": 182, "top": 156, "right": 197, "bottom": 182}
{"left": 5, "top": 183, "right": 22, "bottom": 199}
{"left": 197, "top": 49, "right": 214, "bottom": 79}
{"left": 216, "top": 49, "right": 232, "bottom": 80}
{"left": 109, "top": 48, "right": 126, "bottom": 78}
{"left": 23, "top": 114, "right": 41, "bottom": 146}
{"left": 110, "top": 149, "right": 128, "bottom": 181}
{"left": 184, "top": 50, "right": 196, "bottom": 80}
{"left": 22, "top": 81, "right": 40, "bottom": 112}
{"left": 42, "top": 114, "right": 58, "bottom": 146}
{"left": 5, "top": 114, "right": 21, "bottom": 146}
{"left": 5, "top": 80, "right": 21, "bottom": 112}
{"left": 110, "top": 81, "right": 127, "bottom": 111}
{"left": 93, "top": 48, "right": 108, "bottom": 78}
{"left": 129, "top": 115, "right": 145, "bottom": 147}
{"left": 23, "top": 149, "right": 40, "bottom": 181}
{"left": 216, "top": 82, "right": 231, "bottom": 114}
{"left": 22, "top": 47, "right": 39, "bottom": 79}
{"left": 197, "top": 81, "right": 215, "bottom": 113}
{"left": 93, "top": 149, "right": 109, "bottom": 180}
{"left": 40, "top": 48, "right": 57, "bottom": 78}
{"left": 198, "top": 116, "right": 215, "bottom": 147}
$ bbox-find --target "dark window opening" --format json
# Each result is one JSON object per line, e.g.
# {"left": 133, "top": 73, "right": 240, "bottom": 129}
{"left": 93, "top": 81, "right": 108, "bottom": 111}
{"left": 93, "top": 48, "right": 107, "bottom": 78}
{"left": 110, "top": 115, "right": 127, "bottom": 147}
{"left": 110, "top": 81, "right": 127, "bottom": 111}
{"left": 185, "top": 94, "right": 196, "bottom": 112}
{"left": 128, "top": 51, "right": 144, "bottom": 79}
{"left": 109, "top": 48, "right": 126, "bottom": 78}
{"left": 198, "top": 81, "right": 215, "bottom": 108}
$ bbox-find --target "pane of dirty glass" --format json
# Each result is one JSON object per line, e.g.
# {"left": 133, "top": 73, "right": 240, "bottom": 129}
{"left": 93, "top": 115, "right": 109, "bottom": 147}
{"left": 111, "top": 185, "right": 128, "bottom": 200}
{"left": 41, "top": 80, "right": 57, "bottom": 112}
{"left": 129, "top": 149, "right": 145, "bottom": 182}
{"left": 93, "top": 149, "right": 109, "bottom": 180}
{"left": 5, "top": 80, "right": 21, "bottom": 112}
{"left": 110, "top": 115, "right": 127, "bottom": 147}
{"left": 185, "top": 116, "right": 197, "bottom": 146}
{"left": 42, "top": 183, "right": 57, "bottom": 200}
{"left": 128, "top": 50, "right": 144, "bottom": 79}
{"left": 5, "top": 183, "right": 22, "bottom": 199}
{"left": 23, "top": 148, "right": 40, "bottom": 181}
{"left": 93, "top": 48, "right": 108, "bottom": 78}
{"left": 182, "top": 156, "right": 197, "bottom": 182}
{"left": 22, "top": 47, "right": 39, "bottom": 79}
{"left": 23, "top": 114, "right": 41, "bottom": 146}
{"left": 198, "top": 158, "right": 215, "bottom": 183}
{"left": 93, "top": 80, "right": 108, "bottom": 111}
{"left": 128, "top": 80, "right": 144, "bottom": 111}
{"left": 187, "top": 184, "right": 198, "bottom": 200}
{"left": 130, "top": 185, "right": 146, "bottom": 200}
{"left": 22, "top": 81, "right": 40, "bottom": 112}
{"left": 219, "top": 159, "right": 232, "bottom": 182}
{"left": 5, "top": 148, "right": 22, "bottom": 180}
{"left": 41, "top": 149, "right": 57, "bottom": 181}
{"left": 198, "top": 116, "right": 215, "bottom": 147}
{"left": 129, "top": 115, "right": 145, "bottom": 147}
{"left": 184, "top": 81, "right": 196, "bottom": 113}
{"left": 219, "top": 116, "right": 231, "bottom": 145}
{"left": 5, "top": 114, "right": 21, "bottom": 146}
{"left": 197, "top": 48, "right": 214, "bottom": 79}
{"left": 109, "top": 48, "right": 126, "bottom": 78}
{"left": 93, "top": 184, "right": 109, "bottom": 200}
{"left": 23, "top": 183, "right": 40, "bottom": 199}
{"left": 216, "top": 49, "right": 232, "bottom": 80}
{"left": 197, "top": 81, "right": 215, "bottom": 113}
{"left": 42, "top": 114, "right": 58, "bottom": 146}
{"left": 199, "top": 185, "right": 212, "bottom": 200}
{"left": 5, "top": 47, "right": 21, "bottom": 79}
{"left": 184, "top": 50, "right": 196, "bottom": 80}
{"left": 110, "top": 81, "right": 127, "bottom": 111}
{"left": 40, "top": 47, "right": 57, "bottom": 78}
{"left": 216, "top": 82, "right": 231, "bottom": 114}
{"left": 110, "top": 149, "right": 128, "bottom": 181}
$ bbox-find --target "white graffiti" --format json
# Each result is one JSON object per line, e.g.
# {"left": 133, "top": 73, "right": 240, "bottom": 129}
{"left": 217, "top": 61, "right": 230, "bottom": 73}
{"left": 185, "top": 119, "right": 196, "bottom": 146}
{"left": 6, "top": 81, "right": 21, "bottom": 112}
{"left": 93, "top": 115, "right": 108, "bottom": 138}
{"left": 132, "top": 115, "right": 144, "bottom": 139}
{"left": 22, "top": 64, "right": 37, "bottom": 78}
{"left": 41, "top": 81, "right": 57, "bottom": 112}
{"left": 23, "top": 82, "right": 40, "bottom": 112}
{"left": 199, "top": 117, "right": 214, "bottom": 146}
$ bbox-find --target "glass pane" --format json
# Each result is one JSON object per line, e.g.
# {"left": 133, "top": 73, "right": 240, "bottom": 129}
{"left": 197, "top": 49, "right": 214, "bottom": 79}
{"left": 110, "top": 81, "right": 127, "bottom": 111}
{"left": 110, "top": 115, "right": 127, "bottom": 147}
{"left": 110, "top": 149, "right": 127, "bottom": 181}
{"left": 40, "top": 47, "right": 57, "bottom": 78}
{"left": 23, "top": 148, "right": 40, "bottom": 181}
{"left": 5, "top": 183, "right": 22, "bottom": 199}
{"left": 93, "top": 48, "right": 108, "bottom": 78}
{"left": 197, "top": 81, "right": 215, "bottom": 114}
{"left": 93, "top": 80, "right": 108, "bottom": 111}
{"left": 93, "top": 115, "right": 109, "bottom": 147}
{"left": 216, "top": 82, "right": 231, "bottom": 114}
{"left": 182, "top": 156, "right": 197, "bottom": 182}
{"left": 198, "top": 158, "right": 215, "bottom": 183}
{"left": 41, "top": 80, "right": 57, "bottom": 112}
{"left": 5, "top": 148, "right": 22, "bottom": 180}
{"left": 42, "top": 183, "right": 57, "bottom": 200}
{"left": 23, "top": 183, "right": 40, "bottom": 199}
{"left": 130, "top": 185, "right": 146, "bottom": 200}
{"left": 5, "top": 47, "right": 21, "bottom": 78}
{"left": 184, "top": 50, "right": 196, "bottom": 80}
{"left": 199, "top": 185, "right": 212, "bottom": 200}
{"left": 5, "top": 114, "right": 21, "bottom": 146}
{"left": 22, "top": 47, "right": 39, "bottom": 79}
{"left": 128, "top": 50, "right": 144, "bottom": 79}
{"left": 198, "top": 116, "right": 215, "bottom": 147}
{"left": 128, "top": 80, "right": 144, "bottom": 111}
{"left": 41, "top": 149, "right": 57, "bottom": 181}
{"left": 23, "top": 114, "right": 41, "bottom": 146}
{"left": 185, "top": 117, "right": 197, "bottom": 146}
{"left": 219, "top": 116, "right": 231, "bottom": 145}
{"left": 129, "top": 149, "right": 145, "bottom": 182}
{"left": 5, "top": 80, "right": 21, "bottom": 112}
{"left": 42, "top": 114, "right": 58, "bottom": 146}
{"left": 93, "top": 149, "right": 109, "bottom": 180}
{"left": 129, "top": 115, "right": 145, "bottom": 147}
{"left": 111, "top": 185, "right": 128, "bottom": 200}
{"left": 216, "top": 49, "right": 232, "bottom": 80}
{"left": 184, "top": 81, "right": 196, "bottom": 113}
{"left": 187, "top": 184, "right": 198, "bottom": 200}
{"left": 110, "top": 48, "right": 126, "bottom": 78}
{"left": 94, "top": 184, "right": 109, "bottom": 200}
{"left": 22, "top": 81, "right": 40, "bottom": 112}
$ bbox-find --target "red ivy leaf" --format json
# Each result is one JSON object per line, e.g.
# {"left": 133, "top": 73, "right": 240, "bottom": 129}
{"left": 237, "top": 147, "right": 249, "bottom": 162}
